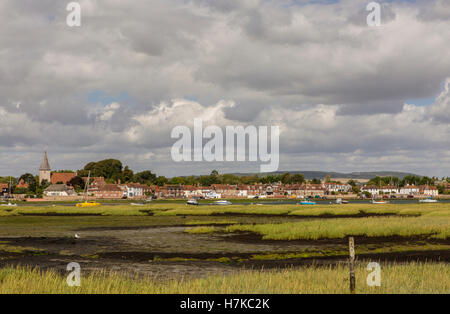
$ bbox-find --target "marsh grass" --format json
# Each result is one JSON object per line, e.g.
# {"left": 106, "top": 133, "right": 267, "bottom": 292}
{"left": 0, "top": 203, "right": 448, "bottom": 217}
{"left": 225, "top": 216, "right": 450, "bottom": 240}
{"left": 0, "top": 262, "right": 448, "bottom": 294}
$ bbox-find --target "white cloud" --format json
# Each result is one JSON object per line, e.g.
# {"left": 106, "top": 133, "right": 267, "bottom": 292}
{"left": 0, "top": 0, "right": 448, "bottom": 176}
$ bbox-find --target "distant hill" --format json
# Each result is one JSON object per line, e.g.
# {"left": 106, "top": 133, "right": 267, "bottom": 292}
{"left": 229, "top": 171, "right": 420, "bottom": 180}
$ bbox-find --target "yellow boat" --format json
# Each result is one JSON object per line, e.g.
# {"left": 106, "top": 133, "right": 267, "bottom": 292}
{"left": 76, "top": 201, "right": 101, "bottom": 207}
{"left": 76, "top": 171, "right": 101, "bottom": 207}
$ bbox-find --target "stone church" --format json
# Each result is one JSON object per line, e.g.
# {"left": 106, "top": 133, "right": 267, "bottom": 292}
{"left": 39, "top": 151, "right": 51, "bottom": 184}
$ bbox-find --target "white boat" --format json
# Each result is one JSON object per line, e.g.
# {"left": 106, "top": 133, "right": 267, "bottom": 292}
{"left": 371, "top": 199, "right": 388, "bottom": 204}
{"left": 187, "top": 199, "right": 199, "bottom": 205}
{"left": 1, "top": 202, "right": 17, "bottom": 207}
{"left": 336, "top": 198, "right": 348, "bottom": 204}
{"left": 130, "top": 202, "right": 145, "bottom": 206}
{"left": 419, "top": 197, "right": 438, "bottom": 203}
{"left": 213, "top": 200, "right": 232, "bottom": 205}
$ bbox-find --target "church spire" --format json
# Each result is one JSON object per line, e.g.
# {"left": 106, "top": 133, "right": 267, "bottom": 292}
{"left": 39, "top": 151, "right": 51, "bottom": 171}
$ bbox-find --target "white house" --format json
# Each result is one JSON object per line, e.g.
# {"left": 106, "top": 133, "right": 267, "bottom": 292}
{"left": 205, "top": 190, "right": 221, "bottom": 199}
{"left": 361, "top": 185, "right": 380, "bottom": 195}
{"left": 324, "top": 183, "right": 353, "bottom": 193}
{"left": 121, "top": 183, "right": 143, "bottom": 198}
{"left": 399, "top": 185, "right": 420, "bottom": 195}
{"left": 44, "top": 184, "right": 77, "bottom": 197}
{"left": 380, "top": 186, "right": 398, "bottom": 194}
{"left": 420, "top": 186, "right": 439, "bottom": 196}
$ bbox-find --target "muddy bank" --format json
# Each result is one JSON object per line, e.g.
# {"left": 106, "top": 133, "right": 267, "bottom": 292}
{"left": 1, "top": 247, "right": 448, "bottom": 282}
{"left": 224, "top": 232, "right": 450, "bottom": 246}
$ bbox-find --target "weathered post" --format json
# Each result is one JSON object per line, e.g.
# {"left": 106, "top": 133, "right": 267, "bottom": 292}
{"left": 349, "top": 236, "right": 356, "bottom": 294}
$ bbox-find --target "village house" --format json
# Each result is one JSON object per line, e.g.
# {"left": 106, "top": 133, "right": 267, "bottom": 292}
{"left": 300, "top": 184, "right": 326, "bottom": 197}
{"left": 0, "top": 183, "right": 9, "bottom": 196}
{"left": 83, "top": 176, "right": 105, "bottom": 187}
{"left": 323, "top": 183, "right": 352, "bottom": 193}
{"left": 380, "top": 185, "right": 398, "bottom": 194}
{"left": 239, "top": 184, "right": 263, "bottom": 197}
{"left": 158, "top": 185, "right": 184, "bottom": 198}
{"left": 419, "top": 185, "right": 439, "bottom": 196}
{"left": 361, "top": 185, "right": 380, "bottom": 195}
{"left": 205, "top": 189, "right": 221, "bottom": 199}
{"left": 120, "top": 183, "right": 145, "bottom": 198}
{"left": 236, "top": 186, "right": 248, "bottom": 198}
{"left": 399, "top": 185, "right": 420, "bottom": 195}
{"left": 90, "top": 184, "right": 125, "bottom": 199}
{"left": 211, "top": 184, "right": 240, "bottom": 198}
{"left": 182, "top": 185, "right": 209, "bottom": 198}
{"left": 44, "top": 184, "right": 77, "bottom": 197}
{"left": 283, "top": 184, "right": 302, "bottom": 197}
{"left": 16, "top": 179, "right": 30, "bottom": 189}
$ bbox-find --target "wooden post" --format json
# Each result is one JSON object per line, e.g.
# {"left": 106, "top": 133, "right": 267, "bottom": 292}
{"left": 349, "top": 236, "right": 356, "bottom": 294}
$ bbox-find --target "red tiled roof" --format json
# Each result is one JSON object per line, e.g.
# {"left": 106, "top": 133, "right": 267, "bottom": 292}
{"left": 51, "top": 172, "right": 77, "bottom": 184}
{"left": 16, "top": 179, "right": 30, "bottom": 188}
{"left": 98, "top": 184, "right": 123, "bottom": 192}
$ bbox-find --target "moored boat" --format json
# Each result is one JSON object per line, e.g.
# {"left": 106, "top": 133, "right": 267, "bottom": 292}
{"left": 187, "top": 199, "right": 199, "bottom": 205}
{"left": 300, "top": 200, "right": 316, "bottom": 205}
{"left": 1, "top": 202, "right": 17, "bottom": 207}
{"left": 213, "top": 200, "right": 232, "bottom": 205}
{"left": 419, "top": 197, "right": 438, "bottom": 203}
{"left": 371, "top": 199, "right": 388, "bottom": 204}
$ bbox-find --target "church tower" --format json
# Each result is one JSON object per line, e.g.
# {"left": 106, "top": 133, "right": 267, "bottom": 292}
{"left": 39, "top": 151, "right": 51, "bottom": 184}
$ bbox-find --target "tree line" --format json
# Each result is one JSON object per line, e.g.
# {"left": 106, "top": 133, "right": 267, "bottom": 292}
{"left": 2, "top": 158, "right": 449, "bottom": 197}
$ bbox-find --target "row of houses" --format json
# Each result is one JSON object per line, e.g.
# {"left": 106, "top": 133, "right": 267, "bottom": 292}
{"left": 7, "top": 176, "right": 445, "bottom": 200}
{"left": 361, "top": 185, "right": 439, "bottom": 196}
{"left": 42, "top": 181, "right": 343, "bottom": 199}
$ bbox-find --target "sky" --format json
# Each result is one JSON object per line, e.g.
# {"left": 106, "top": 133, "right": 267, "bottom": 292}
{"left": 0, "top": 0, "right": 449, "bottom": 178}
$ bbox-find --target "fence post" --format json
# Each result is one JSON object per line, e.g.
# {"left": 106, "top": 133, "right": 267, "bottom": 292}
{"left": 349, "top": 236, "right": 356, "bottom": 294}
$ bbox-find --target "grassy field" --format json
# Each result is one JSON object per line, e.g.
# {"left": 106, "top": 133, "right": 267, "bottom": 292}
{"left": 1, "top": 203, "right": 449, "bottom": 217}
{"left": 0, "top": 202, "right": 448, "bottom": 294}
{"left": 0, "top": 262, "right": 448, "bottom": 294}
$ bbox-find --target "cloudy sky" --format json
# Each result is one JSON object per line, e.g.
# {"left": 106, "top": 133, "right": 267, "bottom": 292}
{"left": 0, "top": 0, "right": 449, "bottom": 177}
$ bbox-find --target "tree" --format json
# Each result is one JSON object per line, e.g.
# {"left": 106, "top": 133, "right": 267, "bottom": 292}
{"left": 122, "top": 166, "right": 134, "bottom": 182}
{"left": 291, "top": 173, "right": 305, "bottom": 184}
{"left": 155, "top": 176, "right": 168, "bottom": 186}
{"left": 68, "top": 176, "right": 85, "bottom": 192}
{"left": 210, "top": 170, "right": 219, "bottom": 177}
{"left": 81, "top": 159, "right": 123, "bottom": 179}
{"left": 310, "top": 178, "right": 321, "bottom": 184}
{"left": 133, "top": 171, "right": 157, "bottom": 185}
{"left": 281, "top": 173, "right": 291, "bottom": 184}
{"left": 352, "top": 186, "right": 361, "bottom": 194}
{"left": 18, "top": 173, "right": 37, "bottom": 192}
